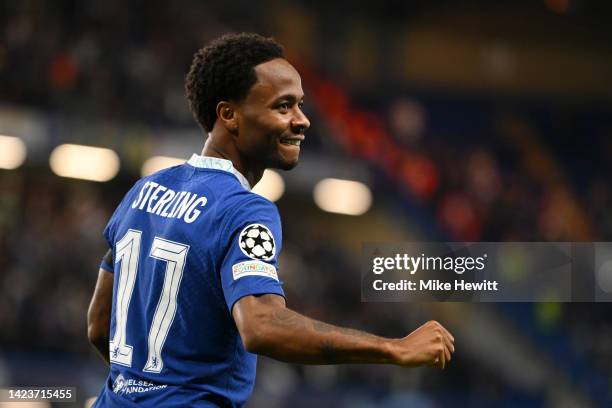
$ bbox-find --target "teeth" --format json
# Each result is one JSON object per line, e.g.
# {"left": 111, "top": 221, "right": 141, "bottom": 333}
{"left": 282, "top": 139, "right": 301, "bottom": 146}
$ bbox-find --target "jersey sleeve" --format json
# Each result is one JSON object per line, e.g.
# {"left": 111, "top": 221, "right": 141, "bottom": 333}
{"left": 99, "top": 249, "right": 114, "bottom": 273}
{"left": 219, "top": 196, "right": 285, "bottom": 312}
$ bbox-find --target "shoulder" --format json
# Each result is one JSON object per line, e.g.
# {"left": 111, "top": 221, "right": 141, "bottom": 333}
{"left": 218, "top": 192, "right": 281, "bottom": 239}
{"left": 232, "top": 192, "right": 280, "bottom": 221}
{"left": 220, "top": 194, "right": 283, "bottom": 262}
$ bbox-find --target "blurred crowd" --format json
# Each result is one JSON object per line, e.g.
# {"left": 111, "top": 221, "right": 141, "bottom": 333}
{"left": 1, "top": 0, "right": 612, "bottom": 406}
{"left": 2, "top": 0, "right": 225, "bottom": 124}
{"left": 0, "top": 170, "right": 112, "bottom": 354}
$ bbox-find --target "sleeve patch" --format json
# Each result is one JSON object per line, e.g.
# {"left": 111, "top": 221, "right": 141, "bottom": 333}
{"left": 232, "top": 260, "right": 278, "bottom": 281}
{"left": 238, "top": 223, "right": 276, "bottom": 260}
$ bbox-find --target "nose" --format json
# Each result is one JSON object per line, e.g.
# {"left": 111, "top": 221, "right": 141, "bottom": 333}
{"left": 291, "top": 108, "right": 310, "bottom": 134}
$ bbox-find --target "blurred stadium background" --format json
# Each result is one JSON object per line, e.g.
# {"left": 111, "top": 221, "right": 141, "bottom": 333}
{"left": 1, "top": 0, "right": 611, "bottom": 407}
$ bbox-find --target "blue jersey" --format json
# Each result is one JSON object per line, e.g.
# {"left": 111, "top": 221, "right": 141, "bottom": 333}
{"left": 93, "top": 154, "right": 285, "bottom": 408}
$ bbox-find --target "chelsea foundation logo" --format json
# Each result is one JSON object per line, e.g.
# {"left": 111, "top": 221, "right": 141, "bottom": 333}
{"left": 113, "top": 374, "right": 127, "bottom": 395}
{"left": 112, "top": 374, "right": 167, "bottom": 395}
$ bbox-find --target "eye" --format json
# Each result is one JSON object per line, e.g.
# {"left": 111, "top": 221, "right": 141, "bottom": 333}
{"left": 298, "top": 101, "right": 304, "bottom": 109}
{"left": 277, "top": 102, "right": 290, "bottom": 112}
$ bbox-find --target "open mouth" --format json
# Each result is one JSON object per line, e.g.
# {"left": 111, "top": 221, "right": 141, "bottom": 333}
{"left": 280, "top": 139, "right": 302, "bottom": 146}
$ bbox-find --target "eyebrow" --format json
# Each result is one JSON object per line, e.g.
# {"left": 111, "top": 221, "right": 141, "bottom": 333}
{"left": 273, "top": 94, "right": 305, "bottom": 103}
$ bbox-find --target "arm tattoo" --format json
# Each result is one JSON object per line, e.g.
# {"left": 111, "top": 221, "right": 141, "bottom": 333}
{"left": 271, "top": 308, "right": 302, "bottom": 329}
{"left": 320, "top": 339, "right": 340, "bottom": 363}
{"left": 260, "top": 306, "right": 387, "bottom": 364}
{"left": 313, "top": 321, "right": 370, "bottom": 338}
{"left": 313, "top": 321, "right": 334, "bottom": 333}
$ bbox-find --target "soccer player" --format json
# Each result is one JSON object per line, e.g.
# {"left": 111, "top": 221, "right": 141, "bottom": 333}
{"left": 87, "top": 33, "right": 455, "bottom": 407}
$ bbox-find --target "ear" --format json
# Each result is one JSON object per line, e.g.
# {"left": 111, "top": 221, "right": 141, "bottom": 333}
{"left": 216, "top": 101, "right": 238, "bottom": 134}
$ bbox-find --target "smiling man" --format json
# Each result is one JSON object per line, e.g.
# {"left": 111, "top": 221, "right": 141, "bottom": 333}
{"left": 87, "top": 33, "right": 454, "bottom": 407}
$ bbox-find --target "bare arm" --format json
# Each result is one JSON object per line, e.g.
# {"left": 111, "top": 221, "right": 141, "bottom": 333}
{"left": 87, "top": 259, "right": 114, "bottom": 366}
{"left": 232, "top": 294, "right": 454, "bottom": 368}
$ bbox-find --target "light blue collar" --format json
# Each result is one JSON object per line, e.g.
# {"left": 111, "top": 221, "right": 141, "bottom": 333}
{"left": 187, "top": 154, "right": 251, "bottom": 191}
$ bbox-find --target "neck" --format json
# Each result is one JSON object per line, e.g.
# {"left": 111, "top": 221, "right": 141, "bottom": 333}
{"left": 201, "top": 133, "right": 264, "bottom": 188}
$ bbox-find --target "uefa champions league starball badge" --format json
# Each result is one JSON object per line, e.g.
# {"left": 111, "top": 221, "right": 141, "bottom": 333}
{"left": 239, "top": 224, "right": 276, "bottom": 261}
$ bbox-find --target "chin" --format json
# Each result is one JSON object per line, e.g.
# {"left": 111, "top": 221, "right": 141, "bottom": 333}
{"left": 271, "top": 156, "right": 299, "bottom": 171}
{"left": 277, "top": 160, "right": 299, "bottom": 171}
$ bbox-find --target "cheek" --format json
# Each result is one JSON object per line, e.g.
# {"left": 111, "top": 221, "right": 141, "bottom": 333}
{"left": 259, "top": 116, "right": 289, "bottom": 140}
{"left": 272, "top": 116, "right": 292, "bottom": 135}
{"left": 239, "top": 112, "right": 289, "bottom": 146}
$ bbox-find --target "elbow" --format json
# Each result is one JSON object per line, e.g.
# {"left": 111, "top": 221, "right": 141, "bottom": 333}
{"left": 241, "top": 336, "right": 259, "bottom": 354}
{"left": 233, "top": 294, "right": 287, "bottom": 355}
{"left": 87, "top": 323, "right": 108, "bottom": 346}
{"left": 239, "top": 323, "right": 269, "bottom": 354}
{"left": 87, "top": 317, "right": 109, "bottom": 347}
{"left": 236, "top": 312, "right": 276, "bottom": 354}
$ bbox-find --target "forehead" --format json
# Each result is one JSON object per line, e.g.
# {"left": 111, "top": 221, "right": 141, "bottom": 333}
{"left": 246, "top": 58, "right": 303, "bottom": 102}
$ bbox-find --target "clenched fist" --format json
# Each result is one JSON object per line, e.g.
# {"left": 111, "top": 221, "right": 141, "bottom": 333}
{"left": 391, "top": 320, "right": 455, "bottom": 369}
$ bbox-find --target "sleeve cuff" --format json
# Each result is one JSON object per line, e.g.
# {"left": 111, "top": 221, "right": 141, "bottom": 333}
{"left": 100, "top": 259, "right": 114, "bottom": 273}
{"left": 228, "top": 286, "right": 285, "bottom": 314}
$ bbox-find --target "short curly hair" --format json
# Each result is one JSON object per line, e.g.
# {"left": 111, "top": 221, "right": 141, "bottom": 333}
{"left": 185, "top": 33, "right": 285, "bottom": 132}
